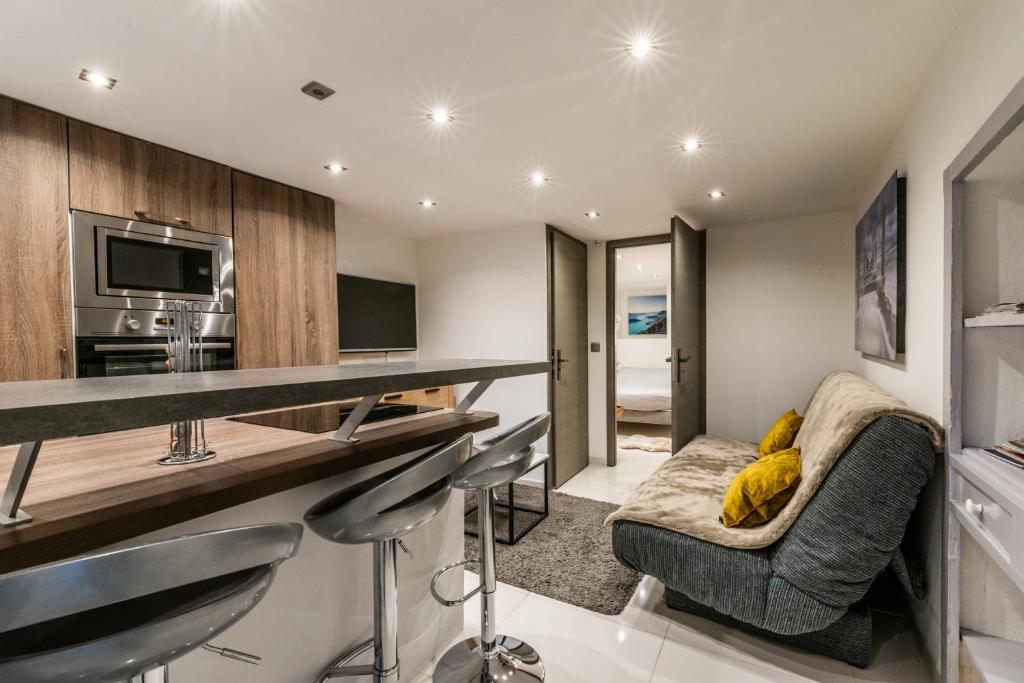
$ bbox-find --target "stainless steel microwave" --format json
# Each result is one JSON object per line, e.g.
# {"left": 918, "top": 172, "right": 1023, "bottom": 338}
{"left": 71, "top": 210, "right": 234, "bottom": 314}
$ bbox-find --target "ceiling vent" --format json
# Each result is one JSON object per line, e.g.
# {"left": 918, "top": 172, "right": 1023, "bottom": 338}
{"left": 301, "top": 81, "right": 335, "bottom": 101}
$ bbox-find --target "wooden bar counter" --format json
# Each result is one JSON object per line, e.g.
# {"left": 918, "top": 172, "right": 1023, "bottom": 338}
{"left": 0, "top": 408, "right": 497, "bottom": 574}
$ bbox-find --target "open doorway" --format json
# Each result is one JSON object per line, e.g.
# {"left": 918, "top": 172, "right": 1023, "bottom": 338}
{"left": 605, "top": 219, "right": 705, "bottom": 466}
{"left": 605, "top": 236, "right": 673, "bottom": 464}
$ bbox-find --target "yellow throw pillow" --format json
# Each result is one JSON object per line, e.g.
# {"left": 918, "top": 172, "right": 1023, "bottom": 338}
{"left": 721, "top": 448, "right": 802, "bottom": 528}
{"left": 758, "top": 409, "right": 804, "bottom": 457}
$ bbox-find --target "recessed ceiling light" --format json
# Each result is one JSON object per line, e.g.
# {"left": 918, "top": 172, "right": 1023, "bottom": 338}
{"left": 79, "top": 68, "right": 116, "bottom": 90}
{"left": 427, "top": 107, "right": 455, "bottom": 126}
{"left": 530, "top": 171, "right": 548, "bottom": 186}
{"left": 627, "top": 35, "right": 655, "bottom": 59}
{"left": 616, "top": 253, "right": 623, "bottom": 260}
{"left": 634, "top": 264, "right": 645, "bottom": 271}
{"left": 707, "top": 190, "right": 725, "bottom": 199}
{"left": 323, "top": 163, "right": 348, "bottom": 174}
{"left": 651, "top": 273, "right": 663, "bottom": 279}
{"left": 419, "top": 199, "right": 437, "bottom": 208}
{"left": 681, "top": 137, "right": 701, "bottom": 152}
{"left": 584, "top": 210, "right": 600, "bottom": 219}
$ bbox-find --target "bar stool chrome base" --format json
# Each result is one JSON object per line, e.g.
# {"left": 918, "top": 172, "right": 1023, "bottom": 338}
{"left": 433, "top": 635, "right": 544, "bottom": 682}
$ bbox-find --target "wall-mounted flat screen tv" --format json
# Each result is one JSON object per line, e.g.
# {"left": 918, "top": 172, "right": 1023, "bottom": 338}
{"left": 337, "top": 274, "right": 417, "bottom": 352}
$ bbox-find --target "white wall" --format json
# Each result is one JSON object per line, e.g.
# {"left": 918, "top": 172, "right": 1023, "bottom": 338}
{"left": 416, "top": 225, "right": 549, "bottom": 451}
{"left": 335, "top": 205, "right": 419, "bottom": 362}
{"left": 706, "top": 211, "right": 860, "bottom": 441}
{"left": 850, "top": 2, "right": 1024, "bottom": 675}
{"left": 587, "top": 243, "right": 608, "bottom": 461}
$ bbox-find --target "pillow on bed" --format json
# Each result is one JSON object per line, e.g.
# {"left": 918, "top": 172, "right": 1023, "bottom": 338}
{"left": 721, "top": 447, "right": 802, "bottom": 528}
{"left": 758, "top": 409, "right": 803, "bottom": 457}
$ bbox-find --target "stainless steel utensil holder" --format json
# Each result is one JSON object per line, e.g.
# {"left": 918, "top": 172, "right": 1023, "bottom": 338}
{"left": 159, "top": 301, "right": 216, "bottom": 465}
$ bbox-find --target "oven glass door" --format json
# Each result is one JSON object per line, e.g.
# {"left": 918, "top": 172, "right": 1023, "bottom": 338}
{"left": 75, "top": 338, "right": 235, "bottom": 378}
{"left": 96, "top": 228, "right": 220, "bottom": 301}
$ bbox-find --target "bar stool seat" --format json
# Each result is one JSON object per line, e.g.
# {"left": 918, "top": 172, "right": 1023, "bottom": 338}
{"left": 431, "top": 413, "right": 551, "bottom": 683}
{"left": 305, "top": 433, "right": 474, "bottom": 683}
{"left": 0, "top": 523, "right": 302, "bottom": 683}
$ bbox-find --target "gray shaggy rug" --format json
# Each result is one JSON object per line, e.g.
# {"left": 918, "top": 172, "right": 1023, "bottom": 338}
{"left": 465, "top": 485, "right": 641, "bottom": 615}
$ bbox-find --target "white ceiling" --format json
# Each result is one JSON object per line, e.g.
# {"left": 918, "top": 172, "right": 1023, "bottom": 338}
{"left": 616, "top": 243, "right": 670, "bottom": 286}
{"left": 0, "top": 0, "right": 966, "bottom": 240}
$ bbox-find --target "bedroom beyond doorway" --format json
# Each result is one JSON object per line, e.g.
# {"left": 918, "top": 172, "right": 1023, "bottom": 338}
{"left": 613, "top": 241, "right": 673, "bottom": 450}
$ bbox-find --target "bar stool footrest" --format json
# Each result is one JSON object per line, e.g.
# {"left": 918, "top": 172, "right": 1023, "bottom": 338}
{"left": 430, "top": 558, "right": 483, "bottom": 606}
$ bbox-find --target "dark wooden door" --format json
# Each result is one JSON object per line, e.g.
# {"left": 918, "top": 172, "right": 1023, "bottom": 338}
{"left": 233, "top": 171, "right": 338, "bottom": 369}
{"left": 670, "top": 215, "right": 706, "bottom": 451}
{"left": 548, "top": 226, "right": 588, "bottom": 487}
{"left": 68, "top": 119, "right": 233, "bottom": 236}
{"left": 0, "top": 96, "right": 73, "bottom": 381}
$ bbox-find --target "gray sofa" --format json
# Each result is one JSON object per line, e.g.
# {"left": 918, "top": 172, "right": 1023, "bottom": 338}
{"left": 611, "top": 412, "right": 936, "bottom": 668}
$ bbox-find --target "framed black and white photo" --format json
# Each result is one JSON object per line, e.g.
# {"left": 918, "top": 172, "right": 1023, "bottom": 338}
{"left": 855, "top": 172, "right": 906, "bottom": 360}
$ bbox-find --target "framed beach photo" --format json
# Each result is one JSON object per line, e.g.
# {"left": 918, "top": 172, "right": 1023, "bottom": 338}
{"left": 627, "top": 294, "right": 668, "bottom": 337}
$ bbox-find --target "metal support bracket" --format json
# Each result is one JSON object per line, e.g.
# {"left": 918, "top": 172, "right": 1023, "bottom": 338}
{"left": 329, "top": 394, "right": 382, "bottom": 444}
{"left": 453, "top": 380, "right": 494, "bottom": 415}
{"left": 0, "top": 440, "right": 43, "bottom": 527}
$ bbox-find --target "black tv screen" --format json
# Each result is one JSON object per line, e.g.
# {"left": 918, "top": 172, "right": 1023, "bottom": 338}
{"left": 337, "top": 274, "right": 417, "bottom": 352}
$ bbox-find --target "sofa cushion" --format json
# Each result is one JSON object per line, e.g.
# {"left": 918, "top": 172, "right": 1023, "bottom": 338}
{"left": 606, "top": 371, "right": 943, "bottom": 550}
{"left": 758, "top": 409, "right": 803, "bottom": 457}
{"left": 721, "top": 447, "right": 802, "bottom": 528}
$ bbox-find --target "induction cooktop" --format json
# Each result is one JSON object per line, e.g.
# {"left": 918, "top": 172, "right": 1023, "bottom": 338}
{"left": 229, "top": 401, "right": 441, "bottom": 434}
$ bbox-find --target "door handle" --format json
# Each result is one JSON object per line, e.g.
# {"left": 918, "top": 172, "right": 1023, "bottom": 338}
{"left": 59, "top": 347, "right": 68, "bottom": 379}
{"left": 672, "top": 350, "right": 692, "bottom": 383}
{"left": 553, "top": 349, "right": 569, "bottom": 380}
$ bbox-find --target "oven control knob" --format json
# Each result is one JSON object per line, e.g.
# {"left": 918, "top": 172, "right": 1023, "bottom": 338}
{"left": 125, "top": 317, "right": 142, "bottom": 332}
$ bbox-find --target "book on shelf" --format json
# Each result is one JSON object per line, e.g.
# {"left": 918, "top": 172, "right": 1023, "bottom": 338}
{"left": 981, "top": 445, "right": 1024, "bottom": 469}
{"left": 981, "top": 302, "right": 1024, "bottom": 315}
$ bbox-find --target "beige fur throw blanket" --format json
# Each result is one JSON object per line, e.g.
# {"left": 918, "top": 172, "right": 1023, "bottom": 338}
{"left": 605, "top": 371, "right": 944, "bottom": 549}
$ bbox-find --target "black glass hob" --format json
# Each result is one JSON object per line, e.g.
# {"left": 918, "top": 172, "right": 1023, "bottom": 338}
{"left": 229, "top": 401, "right": 441, "bottom": 434}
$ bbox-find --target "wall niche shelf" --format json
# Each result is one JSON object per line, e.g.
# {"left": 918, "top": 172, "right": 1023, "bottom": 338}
{"left": 963, "top": 314, "right": 1024, "bottom": 328}
{"left": 961, "top": 631, "right": 1024, "bottom": 683}
{"left": 943, "top": 74, "right": 1024, "bottom": 683}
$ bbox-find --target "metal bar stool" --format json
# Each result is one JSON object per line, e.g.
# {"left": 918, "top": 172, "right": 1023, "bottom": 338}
{"left": 430, "top": 413, "right": 551, "bottom": 682}
{"left": 304, "top": 433, "right": 474, "bottom": 683}
{"left": 0, "top": 523, "right": 302, "bottom": 683}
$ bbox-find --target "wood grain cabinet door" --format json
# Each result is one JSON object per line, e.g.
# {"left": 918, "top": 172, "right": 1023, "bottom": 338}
{"left": 232, "top": 171, "right": 339, "bottom": 369}
{"left": 0, "top": 96, "right": 72, "bottom": 381}
{"left": 68, "top": 119, "right": 232, "bottom": 236}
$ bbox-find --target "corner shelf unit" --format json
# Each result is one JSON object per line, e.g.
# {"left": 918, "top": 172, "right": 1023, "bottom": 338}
{"left": 944, "top": 75, "right": 1024, "bottom": 683}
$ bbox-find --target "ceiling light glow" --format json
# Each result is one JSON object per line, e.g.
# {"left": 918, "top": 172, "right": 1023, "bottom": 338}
{"left": 634, "top": 264, "right": 645, "bottom": 271}
{"left": 627, "top": 35, "right": 655, "bottom": 59}
{"left": 708, "top": 190, "right": 725, "bottom": 199}
{"left": 427, "top": 107, "right": 454, "bottom": 126}
{"left": 419, "top": 199, "right": 437, "bottom": 208}
{"left": 681, "top": 137, "right": 701, "bottom": 152}
{"left": 584, "top": 210, "right": 600, "bottom": 219}
{"left": 616, "top": 253, "right": 622, "bottom": 260}
{"left": 324, "top": 163, "right": 348, "bottom": 174}
{"left": 79, "top": 68, "right": 116, "bottom": 90}
{"left": 530, "top": 171, "right": 548, "bottom": 186}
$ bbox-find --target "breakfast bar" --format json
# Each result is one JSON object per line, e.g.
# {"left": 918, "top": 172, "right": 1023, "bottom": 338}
{"left": 0, "top": 358, "right": 549, "bottom": 681}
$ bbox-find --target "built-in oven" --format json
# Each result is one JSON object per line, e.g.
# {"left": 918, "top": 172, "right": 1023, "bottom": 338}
{"left": 75, "top": 336, "right": 235, "bottom": 378}
{"left": 71, "top": 211, "right": 236, "bottom": 377}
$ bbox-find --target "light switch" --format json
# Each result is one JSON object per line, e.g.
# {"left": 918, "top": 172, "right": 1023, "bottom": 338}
{"left": 590, "top": 342, "right": 601, "bottom": 352}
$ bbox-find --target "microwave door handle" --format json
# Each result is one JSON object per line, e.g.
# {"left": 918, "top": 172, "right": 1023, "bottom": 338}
{"left": 134, "top": 210, "right": 192, "bottom": 228}
{"left": 93, "top": 342, "right": 232, "bottom": 351}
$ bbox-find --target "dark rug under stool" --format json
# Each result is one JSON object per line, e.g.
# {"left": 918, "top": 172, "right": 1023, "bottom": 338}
{"left": 465, "top": 485, "right": 641, "bottom": 615}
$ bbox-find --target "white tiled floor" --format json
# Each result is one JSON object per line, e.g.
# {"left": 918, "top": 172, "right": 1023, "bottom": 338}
{"left": 417, "top": 447, "right": 932, "bottom": 682}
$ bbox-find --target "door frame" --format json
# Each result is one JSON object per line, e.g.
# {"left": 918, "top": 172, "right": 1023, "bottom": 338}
{"left": 546, "top": 224, "right": 589, "bottom": 487}
{"left": 604, "top": 233, "right": 671, "bottom": 466}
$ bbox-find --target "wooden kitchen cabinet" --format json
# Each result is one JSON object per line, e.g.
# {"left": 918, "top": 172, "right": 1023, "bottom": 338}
{"left": 0, "top": 96, "right": 73, "bottom": 381}
{"left": 232, "top": 171, "right": 339, "bottom": 369}
{"left": 67, "top": 119, "right": 232, "bottom": 236}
